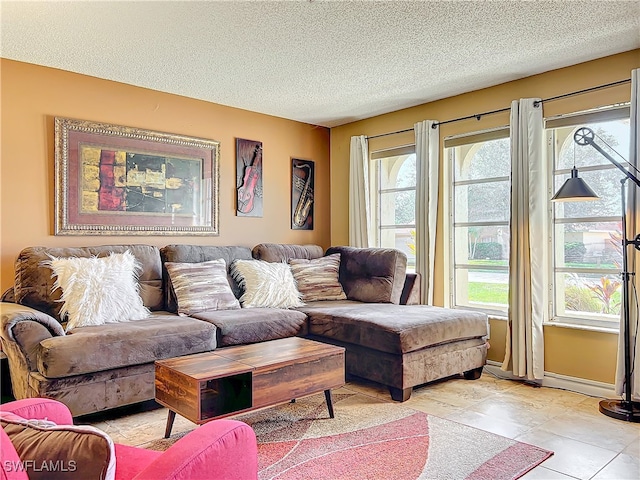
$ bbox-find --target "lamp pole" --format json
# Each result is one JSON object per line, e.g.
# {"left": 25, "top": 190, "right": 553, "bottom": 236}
{"left": 574, "top": 127, "right": 640, "bottom": 422}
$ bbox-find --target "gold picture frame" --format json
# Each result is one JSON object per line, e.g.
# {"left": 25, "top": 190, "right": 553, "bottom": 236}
{"left": 54, "top": 117, "right": 219, "bottom": 236}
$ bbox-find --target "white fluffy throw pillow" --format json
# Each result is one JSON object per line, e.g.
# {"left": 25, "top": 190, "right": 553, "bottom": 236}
{"left": 230, "top": 259, "right": 304, "bottom": 308}
{"left": 46, "top": 251, "right": 150, "bottom": 330}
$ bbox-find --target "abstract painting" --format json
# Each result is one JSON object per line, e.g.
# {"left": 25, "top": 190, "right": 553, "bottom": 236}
{"left": 55, "top": 117, "right": 219, "bottom": 235}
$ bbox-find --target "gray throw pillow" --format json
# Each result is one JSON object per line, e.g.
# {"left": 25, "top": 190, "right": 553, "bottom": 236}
{"left": 165, "top": 259, "right": 240, "bottom": 315}
{"left": 289, "top": 254, "right": 347, "bottom": 302}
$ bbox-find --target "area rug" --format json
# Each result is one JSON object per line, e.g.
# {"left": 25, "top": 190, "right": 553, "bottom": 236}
{"left": 146, "top": 392, "right": 552, "bottom": 480}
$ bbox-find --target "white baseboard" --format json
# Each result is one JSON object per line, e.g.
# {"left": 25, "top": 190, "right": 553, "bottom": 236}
{"left": 485, "top": 360, "right": 617, "bottom": 399}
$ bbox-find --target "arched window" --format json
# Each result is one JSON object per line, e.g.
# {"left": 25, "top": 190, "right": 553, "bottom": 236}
{"left": 446, "top": 130, "right": 511, "bottom": 315}
{"left": 444, "top": 106, "right": 630, "bottom": 330}
{"left": 549, "top": 113, "right": 629, "bottom": 327}
{"left": 370, "top": 147, "right": 416, "bottom": 269}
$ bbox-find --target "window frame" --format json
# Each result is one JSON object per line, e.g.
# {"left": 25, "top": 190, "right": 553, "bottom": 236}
{"left": 442, "top": 106, "right": 629, "bottom": 331}
{"left": 545, "top": 106, "right": 629, "bottom": 331}
{"left": 370, "top": 144, "right": 417, "bottom": 269}
{"left": 445, "top": 127, "right": 511, "bottom": 317}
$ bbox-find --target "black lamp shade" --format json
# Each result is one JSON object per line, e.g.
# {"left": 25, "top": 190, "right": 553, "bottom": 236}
{"left": 551, "top": 167, "right": 599, "bottom": 202}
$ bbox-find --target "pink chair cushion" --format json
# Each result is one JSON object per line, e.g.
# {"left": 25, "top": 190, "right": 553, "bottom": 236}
{"left": 0, "top": 398, "right": 73, "bottom": 425}
{"left": 134, "top": 420, "right": 257, "bottom": 480}
{"left": 2, "top": 399, "right": 258, "bottom": 480}
{"left": 114, "top": 444, "right": 162, "bottom": 480}
{"left": 1, "top": 410, "right": 115, "bottom": 480}
{"left": 0, "top": 426, "right": 29, "bottom": 480}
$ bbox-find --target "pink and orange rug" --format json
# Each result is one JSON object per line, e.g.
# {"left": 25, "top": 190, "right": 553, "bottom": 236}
{"left": 149, "top": 392, "right": 552, "bottom": 480}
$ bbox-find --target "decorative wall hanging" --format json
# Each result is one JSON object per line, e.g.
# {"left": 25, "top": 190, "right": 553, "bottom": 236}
{"left": 291, "top": 158, "right": 314, "bottom": 230}
{"left": 54, "top": 117, "right": 219, "bottom": 236}
{"left": 236, "top": 138, "right": 263, "bottom": 217}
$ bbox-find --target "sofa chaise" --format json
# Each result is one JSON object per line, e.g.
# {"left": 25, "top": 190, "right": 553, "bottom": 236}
{"left": 0, "top": 243, "right": 488, "bottom": 416}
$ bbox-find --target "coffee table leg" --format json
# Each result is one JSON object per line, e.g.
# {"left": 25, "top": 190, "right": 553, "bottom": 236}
{"left": 164, "top": 410, "right": 176, "bottom": 438}
{"left": 324, "top": 389, "right": 335, "bottom": 418}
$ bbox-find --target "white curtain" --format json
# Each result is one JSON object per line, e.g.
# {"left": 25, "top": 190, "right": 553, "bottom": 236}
{"left": 349, "top": 135, "right": 372, "bottom": 247}
{"left": 502, "top": 98, "right": 547, "bottom": 381}
{"left": 414, "top": 121, "right": 439, "bottom": 305}
{"left": 615, "top": 68, "right": 640, "bottom": 400}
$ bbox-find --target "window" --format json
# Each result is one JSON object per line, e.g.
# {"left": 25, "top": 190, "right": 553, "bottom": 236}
{"left": 443, "top": 107, "right": 629, "bottom": 330}
{"left": 370, "top": 146, "right": 416, "bottom": 270}
{"left": 548, "top": 111, "right": 629, "bottom": 329}
{"left": 446, "top": 130, "right": 511, "bottom": 315}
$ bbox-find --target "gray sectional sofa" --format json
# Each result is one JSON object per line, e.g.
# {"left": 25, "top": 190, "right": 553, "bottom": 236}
{"left": 0, "top": 243, "right": 488, "bottom": 416}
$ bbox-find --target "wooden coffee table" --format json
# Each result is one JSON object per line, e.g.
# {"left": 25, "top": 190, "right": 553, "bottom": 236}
{"left": 155, "top": 337, "right": 345, "bottom": 438}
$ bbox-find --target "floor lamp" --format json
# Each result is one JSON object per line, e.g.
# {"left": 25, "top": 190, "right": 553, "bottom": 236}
{"left": 552, "top": 127, "right": 640, "bottom": 422}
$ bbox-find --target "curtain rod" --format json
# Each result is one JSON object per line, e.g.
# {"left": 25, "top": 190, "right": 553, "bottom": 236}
{"left": 366, "top": 128, "right": 413, "bottom": 140}
{"left": 365, "top": 78, "right": 631, "bottom": 137}
{"left": 531, "top": 79, "right": 631, "bottom": 107}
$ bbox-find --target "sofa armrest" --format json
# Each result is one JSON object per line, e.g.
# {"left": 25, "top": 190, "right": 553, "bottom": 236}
{"left": 401, "top": 273, "right": 422, "bottom": 305}
{"left": 1, "top": 288, "right": 15, "bottom": 303}
{"left": 0, "top": 398, "right": 74, "bottom": 425}
{"left": 325, "top": 246, "right": 407, "bottom": 304}
{"left": 134, "top": 420, "right": 258, "bottom": 480}
{"left": 0, "top": 303, "right": 64, "bottom": 399}
{"left": 1, "top": 303, "right": 64, "bottom": 341}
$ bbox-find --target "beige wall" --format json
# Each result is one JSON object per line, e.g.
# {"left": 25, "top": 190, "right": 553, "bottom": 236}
{"left": 0, "top": 59, "right": 330, "bottom": 292}
{"left": 2, "top": 52, "right": 638, "bottom": 385}
{"left": 330, "top": 50, "right": 640, "bottom": 384}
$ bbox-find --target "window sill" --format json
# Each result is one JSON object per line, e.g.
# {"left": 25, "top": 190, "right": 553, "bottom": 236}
{"left": 450, "top": 305, "right": 508, "bottom": 320}
{"left": 543, "top": 321, "right": 619, "bottom": 335}
{"left": 454, "top": 310, "right": 618, "bottom": 334}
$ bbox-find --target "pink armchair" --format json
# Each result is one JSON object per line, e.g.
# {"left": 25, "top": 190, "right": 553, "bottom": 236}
{"left": 0, "top": 398, "right": 258, "bottom": 480}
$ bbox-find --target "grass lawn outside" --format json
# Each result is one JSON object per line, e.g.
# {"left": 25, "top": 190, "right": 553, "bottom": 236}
{"left": 468, "top": 282, "right": 509, "bottom": 305}
{"left": 467, "top": 281, "right": 621, "bottom": 315}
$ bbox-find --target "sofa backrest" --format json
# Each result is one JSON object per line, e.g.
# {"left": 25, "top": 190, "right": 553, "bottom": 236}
{"left": 325, "top": 246, "right": 407, "bottom": 304}
{"left": 252, "top": 243, "right": 324, "bottom": 263}
{"left": 13, "top": 245, "right": 164, "bottom": 321}
{"left": 160, "top": 245, "right": 253, "bottom": 312}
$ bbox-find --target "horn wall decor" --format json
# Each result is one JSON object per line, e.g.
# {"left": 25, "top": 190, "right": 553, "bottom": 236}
{"left": 291, "top": 158, "right": 314, "bottom": 230}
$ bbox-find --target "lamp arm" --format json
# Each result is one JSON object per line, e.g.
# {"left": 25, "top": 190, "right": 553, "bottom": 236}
{"left": 574, "top": 127, "right": 640, "bottom": 250}
{"left": 582, "top": 136, "right": 640, "bottom": 189}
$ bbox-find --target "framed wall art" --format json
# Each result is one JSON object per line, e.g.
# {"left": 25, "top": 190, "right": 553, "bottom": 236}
{"left": 291, "top": 158, "right": 314, "bottom": 230}
{"left": 235, "top": 138, "right": 263, "bottom": 217}
{"left": 54, "top": 117, "right": 220, "bottom": 236}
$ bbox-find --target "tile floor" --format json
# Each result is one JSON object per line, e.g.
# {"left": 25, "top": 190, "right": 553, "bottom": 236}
{"left": 85, "top": 370, "right": 640, "bottom": 479}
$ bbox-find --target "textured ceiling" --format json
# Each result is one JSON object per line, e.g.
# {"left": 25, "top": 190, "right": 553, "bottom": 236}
{"left": 1, "top": 1, "right": 639, "bottom": 127}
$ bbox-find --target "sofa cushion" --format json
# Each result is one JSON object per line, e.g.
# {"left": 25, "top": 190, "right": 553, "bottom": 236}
{"left": 14, "top": 245, "right": 164, "bottom": 321}
{"left": 0, "top": 411, "right": 115, "bottom": 480}
{"left": 189, "top": 308, "right": 308, "bottom": 347}
{"left": 165, "top": 259, "right": 240, "bottom": 315}
{"left": 325, "top": 246, "right": 407, "bottom": 304}
{"left": 160, "top": 245, "right": 253, "bottom": 312}
{"left": 289, "top": 254, "right": 347, "bottom": 302}
{"left": 36, "top": 313, "right": 217, "bottom": 378}
{"left": 230, "top": 260, "right": 303, "bottom": 309}
{"left": 46, "top": 251, "right": 150, "bottom": 330}
{"left": 252, "top": 243, "right": 324, "bottom": 263}
{"left": 299, "top": 301, "right": 488, "bottom": 355}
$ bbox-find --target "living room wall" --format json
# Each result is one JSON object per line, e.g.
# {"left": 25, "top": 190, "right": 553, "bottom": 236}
{"left": 0, "top": 59, "right": 330, "bottom": 293}
{"left": 330, "top": 50, "right": 640, "bottom": 385}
